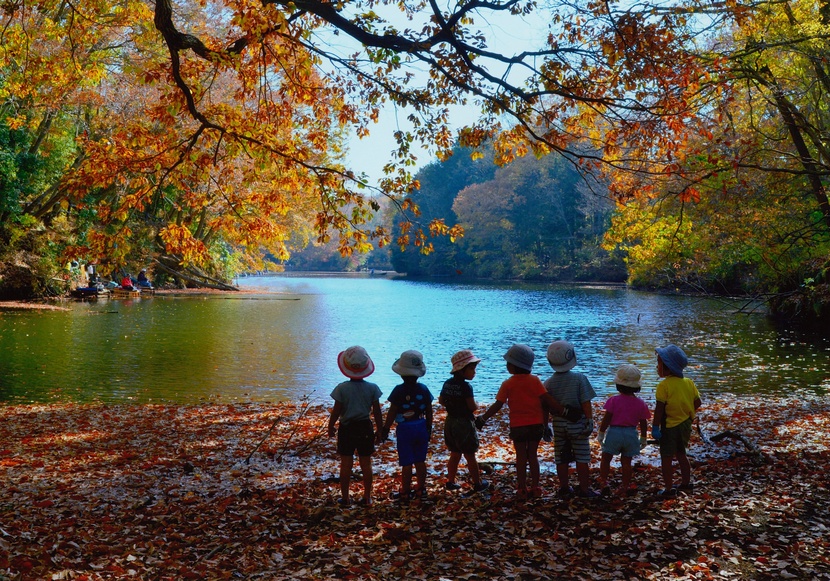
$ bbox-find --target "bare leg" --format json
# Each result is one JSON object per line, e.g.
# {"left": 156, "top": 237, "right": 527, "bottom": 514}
{"left": 557, "top": 463, "right": 570, "bottom": 490}
{"left": 661, "top": 456, "right": 674, "bottom": 491}
{"left": 598, "top": 452, "right": 613, "bottom": 489}
{"left": 339, "top": 455, "right": 354, "bottom": 503}
{"left": 447, "top": 451, "right": 461, "bottom": 484}
{"left": 677, "top": 452, "right": 692, "bottom": 487}
{"left": 527, "top": 440, "right": 541, "bottom": 490}
{"left": 619, "top": 456, "right": 633, "bottom": 494}
{"left": 357, "top": 455, "right": 373, "bottom": 504}
{"left": 414, "top": 461, "right": 427, "bottom": 492}
{"left": 515, "top": 441, "right": 529, "bottom": 492}
{"left": 401, "top": 464, "right": 413, "bottom": 496}
{"left": 576, "top": 461, "right": 591, "bottom": 493}
{"left": 463, "top": 452, "right": 482, "bottom": 486}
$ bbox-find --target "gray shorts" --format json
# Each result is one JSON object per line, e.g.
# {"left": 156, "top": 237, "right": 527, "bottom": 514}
{"left": 553, "top": 418, "right": 591, "bottom": 464}
{"left": 444, "top": 416, "right": 479, "bottom": 454}
{"left": 659, "top": 418, "right": 692, "bottom": 457}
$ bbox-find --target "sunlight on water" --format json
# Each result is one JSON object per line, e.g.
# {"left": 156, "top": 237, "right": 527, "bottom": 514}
{"left": 1, "top": 275, "right": 828, "bottom": 404}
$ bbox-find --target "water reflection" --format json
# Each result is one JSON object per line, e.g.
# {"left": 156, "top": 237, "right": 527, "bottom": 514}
{"left": 1, "top": 276, "right": 828, "bottom": 404}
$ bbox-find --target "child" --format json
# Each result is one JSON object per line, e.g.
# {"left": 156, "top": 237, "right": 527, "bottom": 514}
{"left": 477, "top": 344, "right": 565, "bottom": 499}
{"left": 327, "top": 345, "right": 384, "bottom": 506}
{"left": 652, "top": 344, "right": 702, "bottom": 497}
{"left": 596, "top": 364, "right": 651, "bottom": 498}
{"left": 439, "top": 350, "right": 489, "bottom": 493}
{"left": 543, "top": 340, "right": 599, "bottom": 498}
{"left": 379, "top": 350, "right": 434, "bottom": 502}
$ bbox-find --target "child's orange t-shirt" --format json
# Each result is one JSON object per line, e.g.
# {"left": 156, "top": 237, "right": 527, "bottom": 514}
{"left": 495, "top": 374, "right": 547, "bottom": 427}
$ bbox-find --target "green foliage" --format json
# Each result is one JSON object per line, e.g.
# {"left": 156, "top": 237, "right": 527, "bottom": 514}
{"left": 391, "top": 144, "right": 624, "bottom": 281}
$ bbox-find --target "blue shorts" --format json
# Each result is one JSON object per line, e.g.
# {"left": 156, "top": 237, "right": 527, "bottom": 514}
{"left": 602, "top": 426, "right": 641, "bottom": 458}
{"left": 396, "top": 418, "right": 429, "bottom": 466}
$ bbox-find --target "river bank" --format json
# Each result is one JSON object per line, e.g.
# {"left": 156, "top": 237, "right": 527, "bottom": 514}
{"left": 2, "top": 394, "right": 829, "bottom": 580}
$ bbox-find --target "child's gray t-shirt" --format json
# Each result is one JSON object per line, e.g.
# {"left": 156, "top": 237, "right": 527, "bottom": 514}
{"left": 544, "top": 370, "right": 596, "bottom": 408}
{"left": 331, "top": 380, "right": 382, "bottom": 425}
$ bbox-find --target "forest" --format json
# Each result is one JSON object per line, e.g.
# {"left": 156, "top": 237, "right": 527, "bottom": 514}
{"left": 1, "top": 0, "right": 829, "bottom": 322}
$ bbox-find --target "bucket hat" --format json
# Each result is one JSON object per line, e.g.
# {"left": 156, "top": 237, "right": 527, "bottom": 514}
{"left": 504, "top": 344, "right": 535, "bottom": 372}
{"left": 546, "top": 340, "right": 576, "bottom": 372}
{"left": 451, "top": 349, "right": 481, "bottom": 373}
{"left": 337, "top": 345, "right": 375, "bottom": 379}
{"left": 392, "top": 350, "right": 427, "bottom": 378}
{"left": 655, "top": 344, "right": 688, "bottom": 378}
{"left": 614, "top": 364, "right": 642, "bottom": 388}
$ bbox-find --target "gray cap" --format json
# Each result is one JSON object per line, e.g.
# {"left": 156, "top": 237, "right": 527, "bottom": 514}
{"left": 547, "top": 340, "right": 577, "bottom": 372}
{"left": 504, "top": 344, "right": 535, "bottom": 372}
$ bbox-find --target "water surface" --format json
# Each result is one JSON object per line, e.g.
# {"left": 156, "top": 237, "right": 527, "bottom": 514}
{"left": 1, "top": 275, "right": 828, "bottom": 404}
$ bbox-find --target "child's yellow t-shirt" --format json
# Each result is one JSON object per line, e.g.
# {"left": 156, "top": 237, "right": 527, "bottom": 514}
{"left": 655, "top": 376, "right": 700, "bottom": 428}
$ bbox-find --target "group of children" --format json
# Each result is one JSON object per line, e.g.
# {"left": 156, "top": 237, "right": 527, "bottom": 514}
{"left": 327, "top": 341, "right": 701, "bottom": 506}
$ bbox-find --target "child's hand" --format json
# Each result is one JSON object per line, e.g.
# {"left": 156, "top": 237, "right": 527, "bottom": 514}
{"left": 543, "top": 423, "right": 553, "bottom": 442}
{"left": 578, "top": 418, "right": 594, "bottom": 437}
{"left": 651, "top": 426, "right": 662, "bottom": 440}
{"left": 639, "top": 436, "right": 648, "bottom": 450}
{"left": 596, "top": 430, "right": 606, "bottom": 444}
{"left": 474, "top": 417, "right": 486, "bottom": 430}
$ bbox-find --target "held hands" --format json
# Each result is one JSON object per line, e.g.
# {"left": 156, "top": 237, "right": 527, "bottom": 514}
{"left": 543, "top": 423, "right": 553, "bottom": 442}
{"left": 474, "top": 417, "right": 486, "bottom": 431}
{"left": 578, "top": 418, "right": 594, "bottom": 437}
{"left": 651, "top": 425, "right": 662, "bottom": 440}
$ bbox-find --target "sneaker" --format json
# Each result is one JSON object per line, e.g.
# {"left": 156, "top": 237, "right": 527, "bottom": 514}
{"left": 516, "top": 487, "right": 528, "bottom": 500}
{"left": 677, "top": 483, "right": 695, "bottom": 492}
{"left": 472, "top": 480, "right": 490, "bottom": 493}
{"left": 557, "top": 486, "right": 575, "bottom": 499}
{"left": 445, "top": 482, "right": 462, "bottom": 491}
{"left": 657, "top": 488, "right": 678, "bottom": 498}
{"left": 578, "top": 489, "right": 601, "bottom": 498}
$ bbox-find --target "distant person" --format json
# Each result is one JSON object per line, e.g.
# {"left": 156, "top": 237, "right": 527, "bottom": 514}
{"left": 379, "top": 350, "right": 433, "bottom": 503}
{"left": 328, "top": 346, "right": 383, "bottom": 506}
{"left": 476, "top": 344, "right": 565, "bottom": 500}
{"left": 439, "top": 350, "right": 489, "bottom": 494}
{"left": 651, "top": 344, "right": 702, "bottom": 497}
{"left": 596, "top": 364, "right": 651, "bottom": 498}
{"left": 120, "top": 274, "right": 137, "bottom": 291}
{"left": 137, "top": 269, "right": 153, "bottom": 288}
{"left": 543, "top": 340, "right": 599, "bottom": 499}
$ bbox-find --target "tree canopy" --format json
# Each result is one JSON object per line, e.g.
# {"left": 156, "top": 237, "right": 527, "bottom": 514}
{"left": 1, "top": 0, "right": 829, "bottom": 310}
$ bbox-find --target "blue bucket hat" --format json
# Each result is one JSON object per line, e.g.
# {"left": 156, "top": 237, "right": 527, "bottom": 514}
{"left": 655, "top": 344, "right": 688, "bottom": 378}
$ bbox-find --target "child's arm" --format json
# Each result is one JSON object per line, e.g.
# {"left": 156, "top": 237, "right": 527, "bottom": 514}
{"left": 599, "top": 411, "right": 611, "bottom": 433}
{"left": 372, "top": 399, "right": 384, "bottom": 437}
{"left": 328, "top": 401, "right": 343, "bottom": 438}
{"left": 580, "top": 400, "right": 593, "bottom": 420}
{"left": 638, "top": 418, "right": 648, "bottom": 449}
{"left": 476, "top": 400, "right": 503, "bottom": 428}
{"left": 540, "top": 392, "right": 566, "bottom": 416}
{"left": 652, "top": 401, "right": 666, "bottom": 438}
{"left": 379, "top": 403, "right": 399, "bottom": 442}
{"left": 465, "top": 396, "right": 477, "bottom": 413}
{"left": 426, "top": 400, "right": 434, "bottom": 438}
{"left": 597, "top": 411, "right": 611, "bottom": 443}
{"left": 694, "top": 396, "right": 702, "bottom": 411}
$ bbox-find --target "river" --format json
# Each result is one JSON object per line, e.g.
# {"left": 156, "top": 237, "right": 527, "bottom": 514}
{"left": 1, "top": 274, "right": 828, "bottom": 404}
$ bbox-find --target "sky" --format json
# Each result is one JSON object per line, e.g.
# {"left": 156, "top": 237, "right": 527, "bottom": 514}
{"left": 326, "top": 7, "right": 552, "bottom": 185}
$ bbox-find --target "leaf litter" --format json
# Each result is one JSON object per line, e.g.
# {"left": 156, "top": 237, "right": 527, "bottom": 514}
{"left": 1, "top": 393, "right": 829, "bottom": 580}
